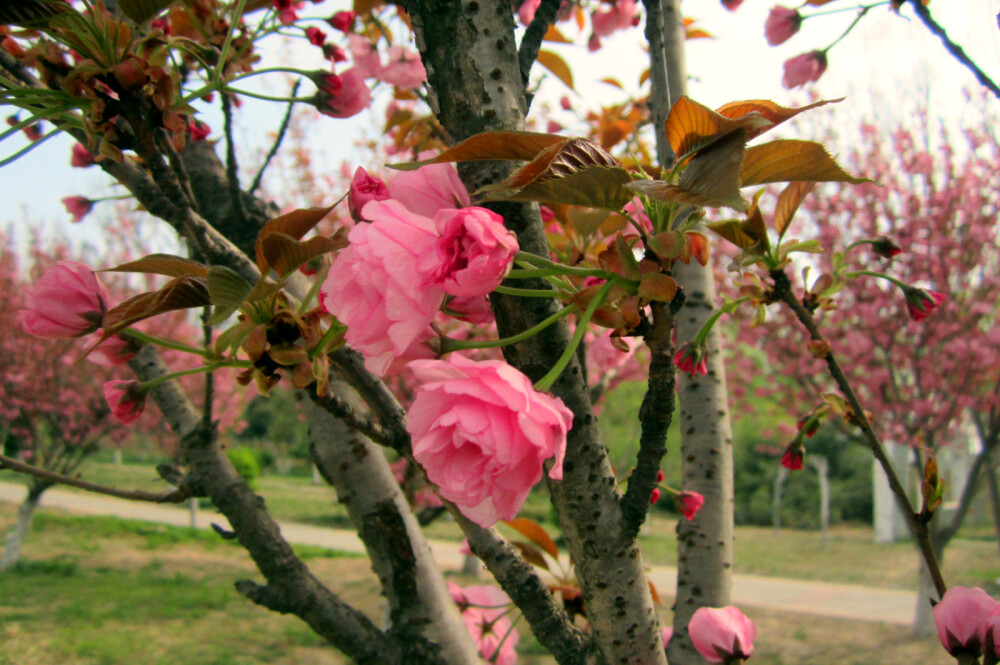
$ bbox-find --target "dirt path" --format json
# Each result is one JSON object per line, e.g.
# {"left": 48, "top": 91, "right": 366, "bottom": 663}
{"left": 0, "top": 480, "right": 916, "bottom": 625}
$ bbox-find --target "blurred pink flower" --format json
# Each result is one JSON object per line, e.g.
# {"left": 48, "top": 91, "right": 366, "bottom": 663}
{"left": 518, "top": 0, "right": 541, "bottom": 25}
{"left": 782, "top": 50, "right": 827, "bottom": 89}
{"left": 933, "top": 586, "right": 998, "bottom": 657}
{"left": 71, "top": 143, "right": 95, "bottom": 167}
{"left": 62, "top": 196, "right": 94, "bottom": 223}
{"left": 18, "top": 260, "right": 109, "bottom": 338}
{"left": 316, "top": 68, "right": 371, "bottom": 119}
{"left": 408, "top": 355, "right": 572, "bottom": 527}
{"left": 103, "top": 380, "right": 145, "bottom": 424}
{"left": 765, "top": 6, "right": 801, "bottom": 46}
{"left": 348, "top": 34, "right": 382, "bottom": 78}
{"left": 328, "top": 10, "right": 355, "bottom": 32}
{"left": 675, "top": 490, "right": 704, "bottom": 520}
{"left": 305, "top": 26, "right": 326, "bottom": 46}
{"left": 389, "top": 162, "right": 470, "bottom": 218}
{"left": 320, "top": 200, "right": 444, "bottom": 376}
{"left": 689, "top": 606, "right": 756, "bottom": 663}
{"left": 448, "top": 583, "right": 520, "bottom": 665}
{"left": 903, "top": 287, "right": 946, "bottom": 322}
{"left": 379, "top": 46, "right": 426, "bottom": 89}
{"left": 87, "top": 332, "right": 137, "bottom": 367}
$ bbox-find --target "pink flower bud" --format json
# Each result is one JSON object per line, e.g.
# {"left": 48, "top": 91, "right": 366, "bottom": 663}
{"left": 765, "top": 6, "right": 801, "bottom": 46}
{"left": 324, "top": 43, "right": 348, "bottom": 63}
{"left": 675, "top": 490, "right": 704, "bottom": 520}
{"left": 559, "top": 96, "right": 572, "bottom": 111}
{"left": 71, "top": 143, "right": 95, "bottom": 168}
{"left": 933, "top": 586, "right": 998, "bottom": 657}
{"left": 674, "top": 343, "right": 708, "bottom": 378}
{"left": 305, "top": 26, "right": 326, "bottom": 47}
{"left": 348, "top": 167, "right": 390, "bottom": 222}
{"left": 903, "top": 286, "right": 946, "bottom": 322}
{"left": 88, "top": 332, "right": 138, "bottom": 367}
{"left": 722, "top": 0, "right": 744, "bottom": 10}
{"left": 104, "top": 380, "right": 146, "bottom": 424}
{"left": 328, "top": 10, "right": 355, "bottom": 33}
{"left": 18, "top": 261, "right": 110, "bottom": 339}
{"left": 782, "top": 50, "right": 828, "bottom": 89}
{"left": 518, "top": 0, "right": 541, "bottom": 26}
{"left": 871, "top": 235, "right": 903, "bottom": 259}
{"left": 188, "top": 119, "right": 211, "bottom": 141}
{"left": 781, "top": 446, "right": 804, "bottom": 471}
{"left": 689, "top": 606, "right": 756, "bottom": 663}
{"left": 315, "top": 67, "right": 371, "bottom": 119}
{"left": 62, "top": 196, "right": 94, "bottom": 223}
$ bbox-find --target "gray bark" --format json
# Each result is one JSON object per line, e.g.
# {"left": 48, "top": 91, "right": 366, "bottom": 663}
{"left": 913, "top": 537, "right": 945, "bottom": 637}
{"left": 808, "top": 455, "right": 831, "bottom": 544}
{"left": 0, "top": 483, "right": 49, "bottom": 572}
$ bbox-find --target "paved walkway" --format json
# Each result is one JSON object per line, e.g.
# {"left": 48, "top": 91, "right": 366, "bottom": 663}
{"left": 0, "top": 481, "right": 916, "bottom": 625}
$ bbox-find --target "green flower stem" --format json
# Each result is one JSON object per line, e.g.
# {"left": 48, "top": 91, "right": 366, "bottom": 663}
{"left": 139, "top": 361, "right": 250, "bottom": 392}
{"left": 122, "top": 329, "right": 213, "bottom": 359}
{"left": 507, "top": 268, "right": 606, "bottom": 280}
{"left": 213, "top": 0, "right": 249, "bottom": 85}
{"left": 512, "top": 251, "right": 621, "bottom": 280}
{"left": 0, "top": 128, "right": 61, "bottom": 168}
{"left": 823, "top": 4, "right": 872, "bottom": 52}
{"left": 494, "top": 285, "right": 564, "bottom": 298}
{"left": 219, "top": 87, "right": 314, "bottom": 104}
{"left": 309, "top": 322, "right": 346, "bottom": 360}
{"left": 804, "top": 1, "right": 888, "bottom": 20}
{"left": 535, "top": 280, "right": 614, "bottom": 392}
{"left": 846, "top": 269, "right": 909, "bottom": 290}
{"left": 440, "top": 305, "right": 578, "bottom": 352}
{"left": 688, "top": 297, "right": 750, "bottom": 346}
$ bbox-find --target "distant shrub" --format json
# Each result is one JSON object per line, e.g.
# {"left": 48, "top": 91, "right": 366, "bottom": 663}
{"left": 226, "top": 446, "right": 260, "bottom": 486}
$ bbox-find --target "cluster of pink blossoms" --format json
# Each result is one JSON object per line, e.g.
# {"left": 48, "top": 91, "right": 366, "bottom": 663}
{"left": 321, "top": 162, "right": 572, "bottom": 528}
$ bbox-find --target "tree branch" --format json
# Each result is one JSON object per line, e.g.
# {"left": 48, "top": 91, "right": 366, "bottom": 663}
{"left": 517, "top": 0, "right": 562, "bottom": 89}
{"left": 250, "top": 80, "right": 300, "bottom": 194}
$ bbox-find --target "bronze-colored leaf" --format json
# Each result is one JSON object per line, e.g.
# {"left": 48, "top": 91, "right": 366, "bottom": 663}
{"left": 675, "top": 129, "right": 748, "bottom": 210}
{"left": 255, "top": 205, "right": 336, "bottom": 273}
{"left": 118, "top": 0, "right": 176, "bottom": 23}
{"left": 647, "top": 230, "right": 686, "bottom": 261}
{"left": 715, "top": 98, "right": 842, "bottom": 141}
{"left": 706, "top": 220, "right": 758, "bottom": 250}
{"left": 665, "top": 96, "right": 770, "bottom": 160}
{"left": 101, "top": 275, "right": 210, "bottom": 339}
{"left": 773, "top": 181, "right": 815, "bottom": 237}
{"left": 537, "top": 50, "right": 575, "bottom": 91}
{"left": 260, "top": 233, "right": 346, "bottom": 278}
{"left": 388, "top": 132, "right": 568, "bottom": 171}
{"left": 638, "top": 273, "right": 677, "bottom": 302}
{"left": 511, "top": 541, "right": 551, "bottom": 572}
{"left": 566, "top": 208, "right": 612, "bottom": 237}
{"left": 741, "top": 140, "right": 872, "bottom": 187}
{"left": 0, "top": 0, "right": 70, "bottom": 27}
{"left": 600, "top": 77, "right": 624, "bottom": 89}
{"left": 504, "top": 517, "right": 559, "bottom": 559}
{"left": 543, "top": 25, "right": 571, "bottom": 43}
{"left": 102, "top": 254, "right": 209, "bottom": 278}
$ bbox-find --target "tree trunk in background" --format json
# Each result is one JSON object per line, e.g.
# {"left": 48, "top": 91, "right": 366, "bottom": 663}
{"left": 0, "top": 482, "right": 50, "bottom": 572}
{"left": 656, "top": 2, "right": 736, "bottom": 662}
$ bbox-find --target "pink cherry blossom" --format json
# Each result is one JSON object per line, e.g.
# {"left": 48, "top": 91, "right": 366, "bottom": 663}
{"left": 348, "top": 34, "right": 382, "bottom": 78}
{"left": 388, "top": 162, "right": 471, "bottom": 218}
{"left": 305, "top": 26, "right": 326, "bottom": 47}
{"left": 689, "top": 606, "right": 757, "bottom": 663}
{"left": 518, "top": 0, "right": 541, "bottom": 25}
{"left": 903, "top": 287, "right": 946, "bottom": 322}
{"left": 674, "top": 343, "right": 708, "bottom": 377}
{"left": 782, "top": 50, "right": 827, "bottom": 89}
{"left": 320, "top": 200, "right": 443, "bottom": 376}
{"left": 379, "top": 46, "right": 426, "bottom": 89}
{"left": 103, "top": 380, "right": 146, "bottom": 424}
{"left": 933, "top": 586, "right": 998, "bottom": 657}
{"left": 781, "top": 447, "right": 804, "bottom": 471}
{"left": 448, "top": 583, "right": 520, "bottom": 665}
{"left": 407, "top": 355, "right": 572, "bottom": 527}
{"left": 765, "top": 6, "right": 801, "bottom": 46}
{"left": 18, "top": 260, "right": 110, "bottom": 339}
{"left": 87, "top": 332, "right": 137, "bottom": 367}
{"left": 348, "top": 167, "right": 390, "bottom": 222}
{"left": 419, "top": 207, "right": 518, "bottom": 297}
{"left": 676, "top": 490, "right": 704, "bottom": 520}
{"left": 443, "top": 294, "right": 494, "bottom": 324}
{"left": 71, "top": 143, "right": 95, "bottom": 167}
{"left": 62, "top": 196, "right": 94, "bottom": 223}
{"left": 316, "top": 68, "right": 371, "bottom": 119}
{"left": 324, "top": 43, "right": 348, "bottom": 63}
{"left": 328, "top": 10, "right": 355, "bottom": 33}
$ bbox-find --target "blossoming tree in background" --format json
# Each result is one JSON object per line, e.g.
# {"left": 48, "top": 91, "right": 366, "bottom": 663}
{"left": 1, "top": 0, "right": 998, "bottom": 664}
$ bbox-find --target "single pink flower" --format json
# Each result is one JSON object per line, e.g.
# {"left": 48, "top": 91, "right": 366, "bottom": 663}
{"left": 379, "top": 46, "right": 426, "bottom": 89}
{"left": 316, "top": 68, "right": 371, "bottom": 119}
{"left": 324, "top": 43, "right": 348, "bottom": 63}
{"left": 103, "top": 380, "right": 146, "bottom": 424}
{"left": 408, "top": 355, "right": 572, "bottom": 527}
{"left": 18, "top": 260, "right": 110, "bottom": 338}
{"left": 781, "top": 446, "right": 804, "bottom": 471}
{"left": 188, "top": 119, "right": 211, "bottom": 141}
{"left": 320, "top": 199, "right": 443, "bottom": 376}
{"left": 933, "top": 586, "right": 998, "bottom": 657}
{"left": 272, "top": 0, "right": 302, "bottom": 24}
{"left": 650, "top": 488, "right": 661, "bottom": 505}
{"left": 419, "top": 207, "right": 518, "bottom": 298}
{"left": 87, "top": 332, "right": 137, "bottom": 367}
{"left": 676, "top": 490, "right": 704, "bottom": 520}
{"left": 674, "top": 343, "right": 708, "bottom": 378}
{"left": 71, "top": 143, "right": 95, "bottom": 167}
{"left": 328, "top": 10, "right": 355, "bottom": 33}
{"left": 348, "top": 34, "right": 382, "bottom": 78}
{"left": 305, "top": 26, "right": 326, "bottom": 46}
{"left": 782, "top": 50, "right": 827, "bottom": 89}
{"left": 348, "top": 166, "right": 390, "bottom": 222}
{"left": 689, "top": 606, "right": 757, "bottom": 663}
{"left": 518, "top": 0, "right": 541, "bottom": 25}
{"left": 765, "top": 6, "right": 802, "bottom": 46}
{"left": 559, "top": 96, "right": 572, "bottom": 111}
{"left": 903, "top": 287, "right": 946, "bottom": 322}
{"left": 62, "top": 196, "right": 94, "bottom": 223}
{"left": 448, "top": 583, "right": 520, "bottom": 665}
{"left": 388, "top": 162, "right": 471, "bottom": 218}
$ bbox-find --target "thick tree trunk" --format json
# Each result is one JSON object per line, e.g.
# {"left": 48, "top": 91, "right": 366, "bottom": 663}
{"left": 0, "top": 482, "right": 49, "bottom": 572}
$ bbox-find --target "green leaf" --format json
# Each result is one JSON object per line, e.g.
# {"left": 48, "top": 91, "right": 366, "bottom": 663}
{"left": 102, "top": 254, "right": 209, "bottom": 278}
{"left": 118, "top": 0, "right": 176, "bottom": 23}
{"left": 206, "top": 266, "right": 254, "bottom": 325}
{"left": 388, "top": 131, "right": 568, "bottom": 171}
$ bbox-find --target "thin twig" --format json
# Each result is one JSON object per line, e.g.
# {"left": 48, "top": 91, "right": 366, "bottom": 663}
{"left": 0, "top": 453, "right": 188, "bottom": 503}
{"left": 308, "top": 384, "right": 396, "bottom": 450}
{"left": 906, "top": 0, "right": 1000, "bottom": 100}
{"left": 771, "top": 269, "right": 947, "bottom": 597}
{"left": 221, "top": 92, "right": 246, "bottom": 223}
{"left": 250, "top": 80, "right": 300, "bottom": 194}
{"left": 641, "top": 0, "right": 673, "bottom": 165}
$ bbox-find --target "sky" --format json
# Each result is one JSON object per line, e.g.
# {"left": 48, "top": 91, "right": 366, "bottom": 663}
{"left": 1, "top": 0, "right": 999, "bottom": 249}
